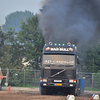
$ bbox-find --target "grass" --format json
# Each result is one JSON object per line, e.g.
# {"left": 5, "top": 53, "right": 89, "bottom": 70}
{"left": 15, "top": 86, "right": 39, "bottom": 88}
{"left": 85, "top": 87, "right": 100, "bottom": 91}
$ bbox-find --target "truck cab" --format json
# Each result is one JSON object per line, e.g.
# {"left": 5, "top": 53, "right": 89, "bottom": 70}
{"left": 40, "top": 42, "right": 80, "bottom": 95}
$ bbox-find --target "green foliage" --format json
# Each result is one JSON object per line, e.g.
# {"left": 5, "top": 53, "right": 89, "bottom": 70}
{"left": 93, "top": 73, "right": 100, "bottom": 90}
{"left": 16, "top": 14, "right": 45, "bottom": 69}
{"left": 0, "top": 27, "right": 4, "bottom": 53}
{"left": 1, "top": 27, "right": 24, "bottom": 69}
{"left": 8, "top": 70, "right": 25, "bottom": 86}
{"left": 1, "top": 13, "right": 45, "bottom": 70}
{"left": 2, "top": 46, "right": 12, "bottom": 69}
{"left": 83, "top": 44, "right": 100, "bottom": 73}
{"left": 2, "top": 11, "right": 34, "bottom": 32}
{"left": 0, "top": 27, "right": 4, "bottom": 67}
{"left": 2, "top": 69, "right": 41, "bottom": 87}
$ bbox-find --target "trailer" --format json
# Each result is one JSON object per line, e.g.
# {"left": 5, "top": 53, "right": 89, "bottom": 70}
{"left": 40, "top": 42, "right": 80, "bottom": 95}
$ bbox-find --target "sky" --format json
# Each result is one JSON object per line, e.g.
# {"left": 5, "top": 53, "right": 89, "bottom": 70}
{"left": 0, "top": 0, "right": 42, "bottom": 26}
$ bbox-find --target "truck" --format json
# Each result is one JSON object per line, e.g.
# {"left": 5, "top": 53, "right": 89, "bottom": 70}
{"left": 40, "top": 42, "right": 80, "bottom": 95}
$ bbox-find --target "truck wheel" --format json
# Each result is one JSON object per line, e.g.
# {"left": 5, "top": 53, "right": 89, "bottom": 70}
{"left": 70, "top": 88, "right": 75, "bottom": 95}
{"left": 46, "top": 89, "right": 53, "bottom": 95}
{"left": 76, "top": 89, "right": 80, "bottom": 96}
{"left": 41, "top": 87, "right": 47, "bottom": 95}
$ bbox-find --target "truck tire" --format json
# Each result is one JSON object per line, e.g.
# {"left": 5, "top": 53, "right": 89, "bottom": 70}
{"left": 46, "top": 88, "right": 53, "bottom": 95}
{"left": 76, "top": 90, "right": 80, "bottom": 96}
{"left": 76, "top": 83, "right": 80, "bottom": 96}
{"left": 41, "top": 87, "right": 47, "bottom": 95}
{"left": 70, "top": 88, "right": 75, "bottom": 95}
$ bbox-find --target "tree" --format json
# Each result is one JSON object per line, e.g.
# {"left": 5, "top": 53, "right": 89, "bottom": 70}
{"left": 83, "top": 45, "right": 100, "bottom": 73}
{"left": 2, "top": 27, "right": 24, "bottom": 69}
{"left": 2, "top": 11, "right": 34, "bottom": 32}
{"left": 1, "top": 14, "right": 45, "bottom": 70}
{"left": 0, "top": 26, "right": 4, "bottom": 67}
{"left": 0, "top": 27, "right": 13, "bottom": 69}
{"left": 17, "top": 14, "right": 45, "bottom": 70}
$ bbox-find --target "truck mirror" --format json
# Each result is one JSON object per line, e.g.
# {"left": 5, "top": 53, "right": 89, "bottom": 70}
{"left": 77, "top": 56, "right": 80, "bottom": 64}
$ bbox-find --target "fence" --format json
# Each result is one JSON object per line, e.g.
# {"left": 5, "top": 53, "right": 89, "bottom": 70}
{"left": 1, "top": 69, "right": 100, "bottom": 91}
{"left": 1, "top": 69, "right": 41, "bottom": 87}
{"left": 78, "top": 72, "right": 100, "bottom": 91}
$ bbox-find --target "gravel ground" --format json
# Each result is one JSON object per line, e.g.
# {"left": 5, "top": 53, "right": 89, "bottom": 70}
{"left": 0, "top": 87, "right": 100, "bottom": 100}
{"left": 2, "top": 87, "right": 100, "bottom": 95}
{"left": 2, "top": 87, "right": 39, "bottom": 92}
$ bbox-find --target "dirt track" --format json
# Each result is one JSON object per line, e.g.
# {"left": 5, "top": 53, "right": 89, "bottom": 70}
{"left": 0, "top": 91, "right": 92, "bottom": 100}
{"left": 0, "top": 87, "right": 100, "bottom": 100}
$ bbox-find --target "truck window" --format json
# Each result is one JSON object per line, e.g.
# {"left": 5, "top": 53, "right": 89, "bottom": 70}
{"left": 42, "top": 55, "right": 75, "bottom": 65}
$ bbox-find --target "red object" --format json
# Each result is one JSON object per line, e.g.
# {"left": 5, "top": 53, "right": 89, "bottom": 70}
{"left": 8, "top": 86, "right": 11, "bottom": 91}
{"left": 69, "top": 48, "right": 73, "bottom": 51}
{"left": 90, "top": 97, "right": 92, "bottom": 100}
{"left": 0, "top": 76, "right": 7, "bottom": 78}
{"left": 46, "top": 47, "right": 50, "bottom": 51}
{"left": 40, "top": 78, "right": 43, "bottom": 82}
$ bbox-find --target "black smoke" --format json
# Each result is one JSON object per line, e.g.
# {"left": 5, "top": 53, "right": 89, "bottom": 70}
{"left": 39, "top": 0, "right": 100, "bottom": 46}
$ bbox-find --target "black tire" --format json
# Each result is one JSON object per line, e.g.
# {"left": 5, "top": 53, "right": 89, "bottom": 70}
{"left": 76, "top": 89, "right": 80, "bottom": 96}
{"left": 41, "top": 87, "right": 47, "bottom": 95}
{"left": 76, "top": 83, "right": 80, "bottom": 96}
{"left": 64, "top": 89, "right": 70, "bottom": 95}
{"left": 46, "top": 88, "right": 53, "bottom": 95}
{"left": 70, "top": 88, "right": 75, "bottom": 95}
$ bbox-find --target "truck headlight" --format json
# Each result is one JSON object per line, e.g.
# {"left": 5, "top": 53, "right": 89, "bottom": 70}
{"left": 43, "top": 83, "right": 47, "bottom": 86}
{"left": 70, "top": 84, "right": 73, "bottom": 87}
{"left": 43, "top": 79, "right": 47, "bottom": 82}
{"left": 69, "top": 79, "right": 74, "bottom": 83}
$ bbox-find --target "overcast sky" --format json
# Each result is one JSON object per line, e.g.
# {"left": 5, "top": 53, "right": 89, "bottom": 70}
{"left": 0, "top": 0, "right": 42, "bottom": 26}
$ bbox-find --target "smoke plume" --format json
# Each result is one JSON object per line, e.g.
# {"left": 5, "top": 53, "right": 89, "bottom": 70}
{"left": 39, "top": 0, "right": 100, "bottom": 46}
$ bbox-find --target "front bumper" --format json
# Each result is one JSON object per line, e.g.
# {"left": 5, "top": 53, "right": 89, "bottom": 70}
{"left": 41, "top": 82, "right": 76, "bottom": 87}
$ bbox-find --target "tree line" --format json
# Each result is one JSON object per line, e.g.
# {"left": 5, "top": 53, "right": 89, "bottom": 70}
{"left": 0, "top": 13, "right": 45, "bottom": 70}
{"left": 0, "top": 11, "right": 100, "bottom": 73}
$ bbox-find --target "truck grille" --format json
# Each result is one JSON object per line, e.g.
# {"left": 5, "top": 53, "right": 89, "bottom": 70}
{"left": 43, "top": 69, "right": 75, "bottom": 78}
{"left": 51, "top": 69, "right": 74, "bottom": 78}
{"left": 51, "top": 69, "right": 65, "bottom": 77}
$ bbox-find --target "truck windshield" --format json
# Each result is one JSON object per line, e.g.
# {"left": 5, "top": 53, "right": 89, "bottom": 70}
{"left": 42, "top": 55, "right": 75, "bottom": 65}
